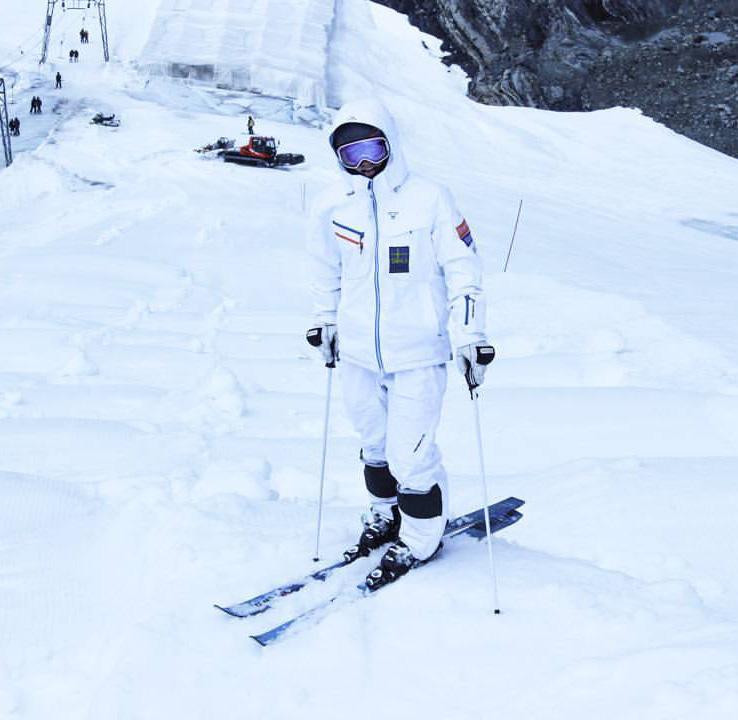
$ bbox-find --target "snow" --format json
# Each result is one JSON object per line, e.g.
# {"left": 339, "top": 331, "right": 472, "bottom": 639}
{"left": 1, "top": 1, "right": 738, "bottom": 718}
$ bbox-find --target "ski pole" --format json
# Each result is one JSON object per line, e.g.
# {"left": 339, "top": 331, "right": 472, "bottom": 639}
{"left": 464, "top": 346, "right": 500, "bottom": 613}
{"left": 305, "top": 327, "right": 337, "bottom": 562}
{"left": 313, "top": 364, "right": 332, "bottom": 562}
{"left": 472, "top": 388, "right": 501, "bottom": 614}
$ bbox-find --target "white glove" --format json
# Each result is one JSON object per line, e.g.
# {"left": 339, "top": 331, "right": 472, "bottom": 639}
{"left": 306, "top": 325, "right": 338, "bottom": 367}
{"left": 456, "top": 342, "right": 495, "bottom": 392}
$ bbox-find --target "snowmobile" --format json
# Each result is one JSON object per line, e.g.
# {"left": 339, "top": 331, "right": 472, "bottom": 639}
{"left": 195, "top": 137, "right": 235, "bottom": 154}
{"left": 221, "top": 136, "right": 304, "bottom": 168}
{"left": 90, "top": 113, "right": 120, "bottom": 128}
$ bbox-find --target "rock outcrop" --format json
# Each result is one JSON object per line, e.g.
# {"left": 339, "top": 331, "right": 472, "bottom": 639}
{"left": 378, "top": 0, "right": 738, "bottom": 157}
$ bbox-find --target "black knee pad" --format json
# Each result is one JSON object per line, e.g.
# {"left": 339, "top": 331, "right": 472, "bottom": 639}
{"left": 398, "top": 484, "right": 443, "bottom": 519}
{"left": 364, "top": 464, "right": 397, "bottom": 499}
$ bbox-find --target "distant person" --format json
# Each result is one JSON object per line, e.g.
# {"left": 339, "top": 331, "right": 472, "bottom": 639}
{"left": 37, "top": 97, "right": 43, "bottom": 113}
{"left": 74, "top": 50, "right": 79, "bottom": 62}
{"left": 80, "top": 29, "right": 85, "bottom": 43}
{"left": 55, "top": 72, "right": 62, "bottom": 89}
{"left": 30, "top": 97, "right": 37, "bottom": 114}
{"left": 69, "top": 49, "right": 74, "bottom": 63}
{"left": 247, "top": 115, "right": 255, "bottom": 135}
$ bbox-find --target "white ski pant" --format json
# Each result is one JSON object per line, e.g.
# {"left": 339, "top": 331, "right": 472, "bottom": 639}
{"left": 340, "top": 361, "right": 448, "bottom": 560}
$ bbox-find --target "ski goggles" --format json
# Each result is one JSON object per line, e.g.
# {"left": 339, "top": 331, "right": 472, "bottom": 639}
{"left": 336, "top": 137, "right": 390, "bottom": 170}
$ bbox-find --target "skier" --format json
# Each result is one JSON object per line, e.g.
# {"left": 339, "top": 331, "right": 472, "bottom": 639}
{"left": 36, "top": 97, "right": 43, "bottom": 113}
{"left": 247, "top": 115, "right": 255, "bottom": 135}
{"left": 80, "top": 29, "right": 85, "bottom": 44}
{"left": 29, "top": 97, "right": 37, "bottom": 114}
{"left": 55, "top": 72, "right": 62, "bottom": 89}
{"left": 306, "top": 98, "right": 493, "bottom": 590}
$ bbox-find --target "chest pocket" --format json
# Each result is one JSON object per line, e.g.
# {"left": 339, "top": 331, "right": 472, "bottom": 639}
{"left": 332, "top": 218, "right": 370, "bottom": 278}
{"left": 381, "top": 219, "right": 435, "bottom": 280}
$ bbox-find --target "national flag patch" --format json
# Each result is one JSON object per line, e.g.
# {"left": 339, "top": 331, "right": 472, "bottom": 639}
{"left": 456, "top": 218, "right": 474, "bottom": 248}
{"left": 332, "top": 220, "right": 364, "bottom": 250}
{"left": 389, "top": 246, "right": 410, "bottom": 273}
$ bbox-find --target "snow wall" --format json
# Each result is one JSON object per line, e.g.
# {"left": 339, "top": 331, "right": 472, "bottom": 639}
{"left": 138, "top": 0, "right": 336, "bottom": 107}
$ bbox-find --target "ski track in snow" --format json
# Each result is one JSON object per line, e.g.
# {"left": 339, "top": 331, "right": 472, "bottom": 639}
{"left": 1, "top": 2, "right": 738, "bottom": 719}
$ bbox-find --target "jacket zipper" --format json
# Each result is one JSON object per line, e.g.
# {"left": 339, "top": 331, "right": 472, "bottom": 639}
{"left": 369, "top": 181, "right": 384, "bottom": 372}
{"left": 464, "top": 294, "right": 475, "bottom": 326}
{"left": 332, "top": 221, "right": 364, "bottom": 253}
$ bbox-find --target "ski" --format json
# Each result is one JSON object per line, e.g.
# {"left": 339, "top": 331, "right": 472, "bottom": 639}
{"left": 250, "top": 498, "right": 524, "bottom": 646}
{"left": 215, "top": 496, "right": 524, "bottom": 619}
{"left": 214, "top": 557, "right": 351, "bottom": 618}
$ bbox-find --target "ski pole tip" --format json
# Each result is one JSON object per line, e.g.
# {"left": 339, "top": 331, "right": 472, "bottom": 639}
{"left": 494, "top": 608, "right": 501, "bottom": 615}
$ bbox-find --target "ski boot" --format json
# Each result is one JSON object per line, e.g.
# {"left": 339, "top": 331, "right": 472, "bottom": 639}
{"left": 364, "top": 540, "right": 443, "bottom": 591}
{"left": 343, "top": 506, "right": 401, "bottom": 563}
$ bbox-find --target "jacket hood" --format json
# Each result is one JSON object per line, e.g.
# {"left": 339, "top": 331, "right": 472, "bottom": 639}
{"left": 330, "top": 98, "right": 409, "bottom": 193}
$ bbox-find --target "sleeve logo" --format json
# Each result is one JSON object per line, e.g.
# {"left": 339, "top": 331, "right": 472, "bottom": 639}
{"left": 456, "top": 219, "right": 474, "bottom": 248}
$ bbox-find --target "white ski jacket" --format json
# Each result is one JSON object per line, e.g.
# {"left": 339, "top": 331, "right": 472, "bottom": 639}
{"left": 307, "top": 99, "right": 486, "bottom": 374}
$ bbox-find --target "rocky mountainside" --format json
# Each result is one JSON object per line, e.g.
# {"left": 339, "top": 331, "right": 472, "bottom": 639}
{"left": 378, "top": 0, "right": 738, "bottom": 157}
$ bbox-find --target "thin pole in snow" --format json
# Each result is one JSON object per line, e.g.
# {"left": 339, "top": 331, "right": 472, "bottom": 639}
{"left": 313, "top": 366, "right": 333, "bottom": 561}
{"left": 472, "top": 389, "right": 501, "bottom": 614}
{"left": 503, "top": 199, "right": 523, "bottom": 273}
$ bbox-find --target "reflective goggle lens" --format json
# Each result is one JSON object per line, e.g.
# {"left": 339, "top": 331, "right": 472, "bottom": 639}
{"left": 337, "top": 137, "right": 390, "bottom": 169}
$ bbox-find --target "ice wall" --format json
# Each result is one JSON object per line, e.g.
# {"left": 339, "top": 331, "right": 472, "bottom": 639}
{"left": 139, "top": 0, "right": 336, "bottom": 107}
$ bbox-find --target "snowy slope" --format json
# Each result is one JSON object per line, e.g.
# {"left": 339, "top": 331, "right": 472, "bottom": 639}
{"left": 1, "top": 2, "right": 738, "bottom": 719}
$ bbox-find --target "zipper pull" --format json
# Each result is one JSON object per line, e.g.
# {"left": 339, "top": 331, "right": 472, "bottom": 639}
{"left": 360, "top": 239, "right": 364, "bottom": 254}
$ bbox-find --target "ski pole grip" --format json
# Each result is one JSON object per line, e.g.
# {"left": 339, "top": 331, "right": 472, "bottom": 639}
{"left": 327, "top": 335, "right": 337, "bottom": 369}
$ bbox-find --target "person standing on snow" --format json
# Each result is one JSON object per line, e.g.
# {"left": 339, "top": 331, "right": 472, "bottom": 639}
{"left": 55, "top": 72, "right": 62, "bottom": 89}
{"left": 247, "top": 115, "right": 255, "bottom": 135}
{"left": 306, "top": 98, "right": 494, "bottom": 590}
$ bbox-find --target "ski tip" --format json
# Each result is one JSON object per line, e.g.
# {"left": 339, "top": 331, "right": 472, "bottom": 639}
{"left": 250, "top": 634, "right": 269, "bottom": 647}
{"left": 504, "top": 496, "right": 525, "bottom": 508}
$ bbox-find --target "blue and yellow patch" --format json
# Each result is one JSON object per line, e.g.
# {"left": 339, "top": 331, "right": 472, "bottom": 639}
{"left": 389, "top": 246, "right": 410, "bottom": 273}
